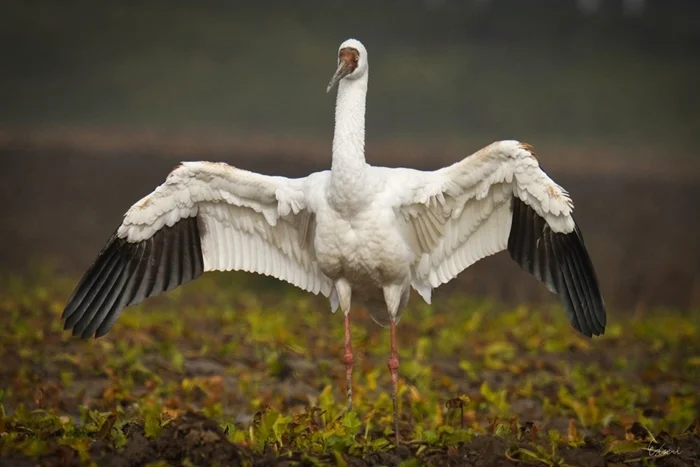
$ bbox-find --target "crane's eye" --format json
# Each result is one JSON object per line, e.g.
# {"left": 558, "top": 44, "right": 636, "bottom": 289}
{"left": 338, "top": 47, "right": 359, "bottom": 73}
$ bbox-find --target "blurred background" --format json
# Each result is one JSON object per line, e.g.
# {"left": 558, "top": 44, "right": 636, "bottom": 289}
{"left": 1, "top": 0, "right": 698, "bottom": 311}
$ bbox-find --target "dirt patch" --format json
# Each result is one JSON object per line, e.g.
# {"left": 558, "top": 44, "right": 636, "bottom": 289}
{"left": 94, "top": 413, "right": 245, "bottom": 467}
{"left": 0, "top": 413, "right": 245, "bottom": 467}
{"left": 2, "top": 413, "right": 698, "bottom": 466}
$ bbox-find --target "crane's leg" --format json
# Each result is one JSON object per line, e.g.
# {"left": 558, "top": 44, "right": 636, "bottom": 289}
{"left": 344, "top": 313, "right": 354, "bottom": 411}
{"left": 335, "top": 279, "right": 354, "bottom": 411}
{"left": 388, "top": 317, "right": 400, "bottom": 445}
{"left": 383, "top": 283, "right": 405, "bottom": 445}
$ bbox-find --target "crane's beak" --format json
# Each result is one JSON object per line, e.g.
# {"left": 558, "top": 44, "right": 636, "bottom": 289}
{"left": 326, "top": 60, "right": 353, "bottom": 93}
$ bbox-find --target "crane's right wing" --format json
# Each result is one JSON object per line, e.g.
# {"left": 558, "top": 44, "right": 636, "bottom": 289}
{"left": 63, "top": 162, "right": 332, "bottom": 339}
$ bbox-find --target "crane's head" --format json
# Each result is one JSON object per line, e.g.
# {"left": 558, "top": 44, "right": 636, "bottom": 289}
{"left": 326, "top": 38, "right": 368, "bottom": 93}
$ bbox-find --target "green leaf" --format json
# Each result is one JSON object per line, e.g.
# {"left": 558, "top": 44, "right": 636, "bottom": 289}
{"left": 340, "top": 411, "right": 361, "bottom": 432}
{"left": 143, "top": 407, "right": 163, "bottom": 439}
{"left": 273, "top": 414, "right": 291, "bottom": 444}
{"left": 604, "top": 440, "right": 647, "bottom": 455}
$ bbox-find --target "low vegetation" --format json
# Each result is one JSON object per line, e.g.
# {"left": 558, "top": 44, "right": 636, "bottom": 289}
{"left": 1, "top": 269, "right": 699, "bottom": 465}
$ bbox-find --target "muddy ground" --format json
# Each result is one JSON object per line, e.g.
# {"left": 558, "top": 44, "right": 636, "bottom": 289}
{"left": 1, "top": 271, "right": 699, "bottom": 465}
{"left": 2, "top": 412, "right": 698, "bottom": 466}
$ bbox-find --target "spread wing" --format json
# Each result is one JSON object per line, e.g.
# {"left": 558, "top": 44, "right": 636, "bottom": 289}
{"left": 393, "top": 140, "right": 606, "bottom": 337}
{"left": 62, "top": 161, "right": 332, "bottom": 338}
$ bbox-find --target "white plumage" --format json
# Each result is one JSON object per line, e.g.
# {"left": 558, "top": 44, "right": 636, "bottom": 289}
{"left": 119, "top": 162, "right": 332, "bottom": 296}
{"left": 63, "top": 38, "right": 605, "bottom": 441}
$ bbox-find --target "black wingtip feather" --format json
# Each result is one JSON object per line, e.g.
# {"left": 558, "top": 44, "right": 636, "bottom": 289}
{"left": 62, "top": 217, "right": 204, "bottom": 339}
{"left": 560, "top": 233, "right": 603, "bottom": 336}
{"left": 62, "top": 240, "right": 121, "bottom": 321}
{"left": 508, "top": 198, "right": 606, "bottom": 337}
{"left": 81, "top": 242, "right": 146, "bottom": 339}
{"left": 64, "top": 246, "right": 122, "bottom": 330}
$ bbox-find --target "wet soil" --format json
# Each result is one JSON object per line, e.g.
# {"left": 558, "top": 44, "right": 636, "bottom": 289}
{"left": 2, "top": 412, "right": 698, "bottom": 466}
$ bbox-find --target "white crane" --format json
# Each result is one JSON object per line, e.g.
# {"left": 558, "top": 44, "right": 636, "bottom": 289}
{"left": 63, "top": 38, "right": 606, "bottom": 443}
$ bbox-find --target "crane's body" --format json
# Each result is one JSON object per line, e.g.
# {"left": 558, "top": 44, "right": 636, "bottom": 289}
{"left": 316, "top": 167, "right": 417, "bottom": 324}
{"left": 63, "top": 38, "right": 606, "bottom": 444}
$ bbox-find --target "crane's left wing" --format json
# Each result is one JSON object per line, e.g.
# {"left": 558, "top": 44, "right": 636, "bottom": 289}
{"left": 392, "top": 140, "right": 605, "bottom": 337}
{"left": 62, "top": 162, "right": 332, "bottom": 339}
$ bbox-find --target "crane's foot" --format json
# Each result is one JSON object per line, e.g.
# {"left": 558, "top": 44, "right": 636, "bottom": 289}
{"left": 344, "top": 313, "right": 354, "bottom": 411}
{"left": 388, "top": 318, "right": 400, "bottom": 445}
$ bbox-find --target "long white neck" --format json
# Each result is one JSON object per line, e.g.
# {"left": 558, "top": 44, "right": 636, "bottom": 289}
{"left": 330, "top": 74, "right": 368, "bottom": 207}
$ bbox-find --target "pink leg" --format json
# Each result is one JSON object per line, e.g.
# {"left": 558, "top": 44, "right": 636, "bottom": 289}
{"left": 388, "top": 318, "right": 400, "bottom": 444}
{"left": 344, "top": 313, "right": 354, "bottom": 410}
